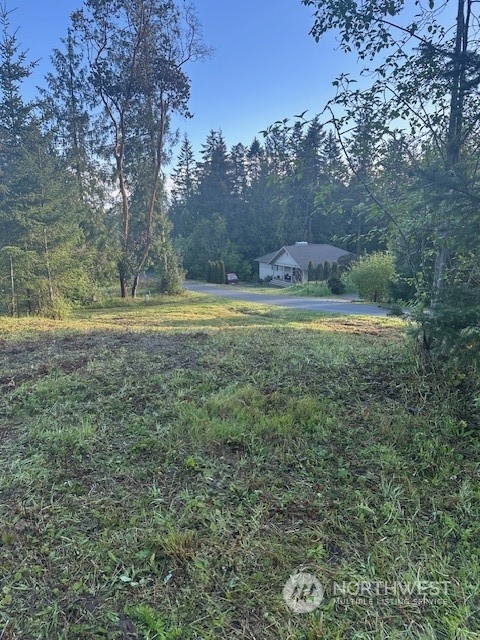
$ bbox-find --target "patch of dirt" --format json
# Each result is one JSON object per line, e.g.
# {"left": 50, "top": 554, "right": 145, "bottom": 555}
{"left": 0, "top": 331, "right": 205, "bottom": 392}
{"left": 117, "top": 617, "right": 139, "bottom": 639}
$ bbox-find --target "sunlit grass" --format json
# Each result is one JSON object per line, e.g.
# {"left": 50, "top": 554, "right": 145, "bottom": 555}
{"left": 0, "top": 294, "right": 477, "bottom": 639}
{"left": 1, "top": 292, "right": 404, "bottom": 338}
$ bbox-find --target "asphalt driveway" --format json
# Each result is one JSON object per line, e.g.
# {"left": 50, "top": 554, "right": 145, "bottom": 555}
{"left": 184, "top": 281, "right": 388, "bottom": 316}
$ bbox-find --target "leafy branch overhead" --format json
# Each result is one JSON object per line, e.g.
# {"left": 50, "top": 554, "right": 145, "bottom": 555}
{"left": 301, "top": 0, "right": 480, "bottom": 356}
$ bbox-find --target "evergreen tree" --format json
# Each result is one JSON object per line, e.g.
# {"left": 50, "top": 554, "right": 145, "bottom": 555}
{"left": 229, "top": 143, "right": 249, "bottom": 197}
{"left": 289, "top": 116, "right": 326, "bottom": 241}
{"left": 0, "top": 6, "right": 92, "bottom": 316}
{"left": 42, "top": 28, "right": 92, "bottom": 199}
{"left": 242, "top": 137, "right": 285, "bottom": 260}
{"left": 170, "top": 134, "right": 197, "bottom": 237}
{"left": 343, "top": 107, "right": 381, "bottom": 254}
{"left": 323, "top": 261, "right": 330, "bottom": 280}
{"left": 196, "top": 130, "right": 232, "bottom": 220}
{"left": 323, "top": 130, "right": 347, "bottom": 184}
{"left": 0, "top": 5, "right": 33, "bottom": 145}
{"left": 42, "top": 28, "right": 115, "bottom": 286}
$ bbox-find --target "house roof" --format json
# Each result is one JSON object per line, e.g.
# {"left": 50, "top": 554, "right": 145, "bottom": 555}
{"left": 255, "top": 250, "right": 279, "bottom": 264}
{"left": 255, "top": 243, "right": 353, "bottom": 269}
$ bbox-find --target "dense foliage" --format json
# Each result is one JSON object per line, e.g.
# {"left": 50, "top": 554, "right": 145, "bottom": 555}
{"left": 0, "top": 0, "right": 210, "bottom": 312}
{"left": 1, "top": 0, "right": 480, "bottom": 379}
{"left": 0, "top": 9, "right": 98, "bottom": 318}
{"left": 168, "top": 124, "right": 386, "bottom": 281}
{"left": 301, "top": 0, "right": 480, "bottom": 367}
{"left": 349, "top": 252, "right": 396, "bottom": 303}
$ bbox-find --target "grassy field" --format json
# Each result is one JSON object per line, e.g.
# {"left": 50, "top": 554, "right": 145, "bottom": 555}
{"left": 0, "top": 293, "right": 478, "bottom": 639}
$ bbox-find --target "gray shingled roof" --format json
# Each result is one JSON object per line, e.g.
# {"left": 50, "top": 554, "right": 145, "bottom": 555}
{"left": 255, "top": 244, "right": 353, "bottom": 269}
{"left": 255, "top": 250, "right": 279, "bottom": 264}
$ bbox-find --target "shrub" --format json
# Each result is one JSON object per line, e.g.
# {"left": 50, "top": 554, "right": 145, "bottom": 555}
{"left": 327, "top": 275, "right": 345, "bottom": 295}
{"left": 388, "top": 276, "right": 416, "bottom": 302}
{"left": 387, "top": 304, "right": 405, "bottom": 317}
{"left": 42, "top": 296, "right": 73, "bottom": 319}
{"left": 414, "top": 286, "right": 480, "bottom": 416}
{"left": 289, "top": 282, "right": 330, "bottom": 296}
{"left": 217, "top": 260, "right": 226, "bottom": 284}
{"left": 206, "top": 260, "right": 213, "bottom": 282}
{"left": 349, "top": 252, "right": 396, "bottom": 302}
{"left": 158, "top": 251, "right": 185, "bottom": 294}
{"left": 206, "top": 259, "right": 225, "bottom": 284}
{"left": 323, "top": 261, "right": 331, "bottom": 280}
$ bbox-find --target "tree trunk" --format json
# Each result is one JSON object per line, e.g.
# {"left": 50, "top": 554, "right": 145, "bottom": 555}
{"left": 431, "top": 0, "right": 469, "bottom": 303}
{"left": 117, "top": 142, "right": 131, "bottom": 299}
{"left": 9, "top": 255, "right": 15, "bottom": 317}
{"left": 131, "top": 274, "right": 139, "bottom": 298}
{"left": 118, "top": 261, "right": 128, "bottom": 298}
{"left": 119, "top": 277, "right": 127, "bottom": 299}
{"left": 432, "top": 232, "right": 448, "bottom": 303}
{"left": 44, "top": 227, "right": 55, "bottom": 304}
{"left": 134, "top": 101, "right": 168, "bottom": 286}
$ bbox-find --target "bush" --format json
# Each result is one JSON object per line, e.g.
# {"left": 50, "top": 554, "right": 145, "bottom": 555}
{"left": 414, "top": 286, "right": 480, "bottom": 419}
{"left": 327, "top": 275, "right": 345, "bottom": 295}
{"left": 41, "top": 296, "right": 73, "bottom": 319}
{"left": 386, "top": 304, "right": 405, "bottom": 317}
{"left": 388, "top": 276, "right": 416, "bottom": 302}
{"left": 218, "top": 260, "right": 226, "bottom": 284}
{"left": 157, "top": 250, "right": 185, "bottom": 294}
{"left": 349, "top": 252, "right": 396, "bottom": 302}
{"left": 206, "top": 260, "right": 225, "bottom": 284}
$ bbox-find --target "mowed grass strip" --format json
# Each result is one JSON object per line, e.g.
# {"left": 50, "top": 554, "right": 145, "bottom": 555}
{"left": 0, "top": 295, "right": 478, "bottom": 639}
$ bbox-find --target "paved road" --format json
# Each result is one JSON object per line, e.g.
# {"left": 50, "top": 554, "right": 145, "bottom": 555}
{"left": 184, "top": 281, "right": 388, "bottom": 316}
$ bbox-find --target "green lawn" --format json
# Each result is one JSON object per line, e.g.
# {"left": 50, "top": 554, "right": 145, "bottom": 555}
{"left": 0, "top": 294, "right": 478, "bottom": 639}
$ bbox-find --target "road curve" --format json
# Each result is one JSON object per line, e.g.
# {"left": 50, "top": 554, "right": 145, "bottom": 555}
{"left": 184, "top": 281, "right": 388, "bottom": 316}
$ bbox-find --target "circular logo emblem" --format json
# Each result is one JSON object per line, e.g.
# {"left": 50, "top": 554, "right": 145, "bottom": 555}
{"left": 283, "top": 572, "right": 324, "bottom": 613}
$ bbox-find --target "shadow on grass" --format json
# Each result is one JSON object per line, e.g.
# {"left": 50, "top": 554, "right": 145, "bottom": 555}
{"left": 0, "top": 297, "right": 478, "bottom": 639}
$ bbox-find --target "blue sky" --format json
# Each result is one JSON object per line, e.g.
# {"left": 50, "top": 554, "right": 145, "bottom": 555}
{"left": 13, "top": 0, "right": 353, "bottom": 159}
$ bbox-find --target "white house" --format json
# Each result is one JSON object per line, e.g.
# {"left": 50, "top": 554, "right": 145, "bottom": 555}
{"left": 255, "top": 242, "right": 354, "bottom": 284}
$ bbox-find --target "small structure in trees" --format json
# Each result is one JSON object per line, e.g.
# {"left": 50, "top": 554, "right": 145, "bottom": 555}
{"left": 255, "top": 242, "right": 353, "bottom": 284}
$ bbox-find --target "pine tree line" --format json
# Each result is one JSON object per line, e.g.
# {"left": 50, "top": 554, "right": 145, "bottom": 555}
{"left": 0, "top": 1, "right": 210, "bottom": 314}
{"left": 169, "top": 119, "right": 388, "bottom": 282}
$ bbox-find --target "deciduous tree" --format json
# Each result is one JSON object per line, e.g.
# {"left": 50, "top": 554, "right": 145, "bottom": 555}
{"left": 72, "top": 0, "right": 210, "bottom": 297}
{"left": 302, "top": 0, "right": 480, "bottom": 349}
